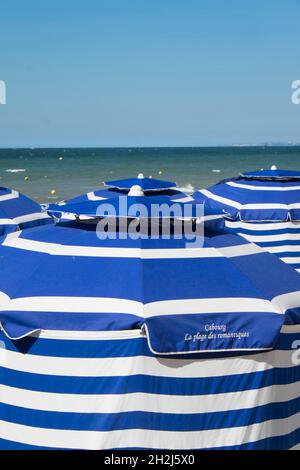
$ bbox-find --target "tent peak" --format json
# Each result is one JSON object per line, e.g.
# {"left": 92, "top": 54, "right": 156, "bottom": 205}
{"left": 128, "top": 185, "right": 144, "bottom": 196}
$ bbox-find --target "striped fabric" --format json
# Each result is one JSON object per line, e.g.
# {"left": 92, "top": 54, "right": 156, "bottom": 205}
{"left": 51, "top": 187, "right": 194, "bottom": 222}
{"left": 57, "top": 187, "right": 193, "bottom": 205}
{"left": 193, "top": 169, "right": 300, "bottom": 271}
{"left": 224, "top": 220, "right": 300, "bottom": 273}
{"left": 0, "top": 325, "right": 299, "bottom": 450}
{"left": 0, "top": 187, "right": 52, "bottom": 237}
{"left": 1, "top": 221, "right": 300, "bottom": 449}
{"left": 105, "top": 175, "right": 177, "bottom": 191}
{"left": 48, "top": 194, "right": 203, "bottom": 219}
{"left": 194, "top": 179, "right": 300, "bottom": 222}
{"left": 1, "top": 223, "right": 300, "bottom": 352}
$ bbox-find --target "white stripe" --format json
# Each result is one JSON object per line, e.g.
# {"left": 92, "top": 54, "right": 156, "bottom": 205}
{"left": 199, "top": 214, "right": 223, "bottom": 221}
{"left": 1, "top": 412, "right": 299, "bottom": 449}
{"left": 1, "top": 381, "right": 299, "bottom": 415}
{"left": 0, "top": 292, "right": 10, "bottom": 305}
{"left": 227, "top": 181, "right": 300, "bottom": 191}
{"left": 200, "top": 189, "right": 242, "bottom": 210}
{"left": 12, "top": 212, "right": 50, "bottom": 224}
{"left": 145, "top": 298, "right": 281, "bottom": 317}
{"left": 281, "top": 256, "right": 300, "bottom": 264}
{"left": 0, "top": 296, "right": 142, "bottom": 315}
{"left": 280, "top": 324, "right": 300, "bottom": 333}
{"left": 1, "top": 348, "right": 295, "bottom": 377}
{"left": 29, "top": 329, "right": 144, "bottom": 340}
{"left": 1, "top": 232, "right": 268, "bottom": 259}
{"left": 0, "top": 219, "right": 15, "bottom": 225}
{"left": 2, "top": 234, "right": 223, "bottom": 258}
{"left": 225, "top": 220, "right": 300, "bottom": 231}
{"left": 241, "top": 233, "right": 300, "bottom": 243}
{"left": 273, "top": 291, "right": 300, "bottom": 312}
{"left": 87, "top": 192, "right": 107, "bottom": 201}
{"left": 200, "top": 189, "right": 300, "bottom": 210}
{"left": 218, "top": 243, "right": 265, "bottom": 257}
{"left": 265, "top": 245, "right": 300, "bottom": 254}
{"left": 0, "top": 296, "right": 281, "bottom": 315}
{"left": 0, "top": 190, "right": 19, "bottom": 202}
{"left": 171, "top": 196, "right": 195, "bottom": 203}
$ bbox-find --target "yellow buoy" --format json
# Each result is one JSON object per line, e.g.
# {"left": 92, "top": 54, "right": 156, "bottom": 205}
{"left": 158, "top": 170, "right": 163, "bottom": 175}
{"left": 50, "top": 189, "right": 56, "bottom": 196}
{"left": 24, "top": 176, "right": 29, "bottom": 181}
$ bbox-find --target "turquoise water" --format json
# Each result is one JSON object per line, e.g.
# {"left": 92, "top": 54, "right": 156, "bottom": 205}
{"left": 0, "top": 147, "right": 300, "bottom": 203}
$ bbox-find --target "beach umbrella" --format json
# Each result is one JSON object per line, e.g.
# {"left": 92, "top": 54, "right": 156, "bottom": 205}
{"left": 0, "top": 217, "right": 300, "bottom": 449}
{"left": 193, "top": 165, "right": 300, "bottom": 272}
{"left": 48, "top": 184, "right": 226, "bottom": 235}
{"left": 48, "top": 184, "right": 213, "bottom": 220}
{"left": 56, "top": 174, "right": 192, "bottom": 207}
{"left": 105, "top": 173, "right": 177, "bottom": 191}
{"left": 0, "top": 186, "right": 52, "bottom": 237}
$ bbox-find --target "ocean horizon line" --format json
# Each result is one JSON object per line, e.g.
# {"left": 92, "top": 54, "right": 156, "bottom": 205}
{"left": 1, "top": 144, "right": 300, "bottom": 151}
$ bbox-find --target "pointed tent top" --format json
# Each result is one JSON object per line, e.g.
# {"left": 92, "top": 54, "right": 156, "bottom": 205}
{"left": 105, "top": 174, "right": 177, "bottom": 191}
{"left": 239, "top": 166, "right": 300, "bottom": 180}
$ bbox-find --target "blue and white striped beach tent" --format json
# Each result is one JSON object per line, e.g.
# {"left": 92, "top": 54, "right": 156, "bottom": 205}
{"left": 193, "top": 166, "right": 300, "bottom": 272}
{"left": 0, "top": 211, "right": 300, "bottom": 450}
{"left": 0, "top": 186, "right": 52, "bottom": 237}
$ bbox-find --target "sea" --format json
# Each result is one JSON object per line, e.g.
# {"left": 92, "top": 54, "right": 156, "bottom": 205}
{"left": 0, "top": 146, "right": 300, "bottom": 203}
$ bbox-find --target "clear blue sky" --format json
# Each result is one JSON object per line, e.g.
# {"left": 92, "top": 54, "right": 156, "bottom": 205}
{"left": 0, "top": 0, "right": 299, "bottom": 147}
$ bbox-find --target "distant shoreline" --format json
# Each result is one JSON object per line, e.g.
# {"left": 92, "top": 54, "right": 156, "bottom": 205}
{"left": 0, "top": 144, "right": 300, "bottom": 151}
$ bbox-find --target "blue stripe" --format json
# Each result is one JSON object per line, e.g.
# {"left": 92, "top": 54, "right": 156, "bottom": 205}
{"left": 0, "top": 439, "right": 60, "bottom": 450}
{"left": 227, "top": 228, "right": 300, "bottom": 237}
{"left": 1, "top": 397, "right": 299, "bottom": 432}
{"left": 1, "top": 365, "right": 299, "bottom": 396}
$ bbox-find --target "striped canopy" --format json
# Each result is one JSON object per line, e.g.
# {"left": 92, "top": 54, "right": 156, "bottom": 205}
{"left": 193, "top": 168, "right": 300, "bottom": 271}
{"left": 48, "top": 194, "right": 208, "bottom": 220}
{"left": 194, "top": 170, "right": 300, "bottom": 222}
{"left": 105, "top": 173, "right": 177, "bottom": 191}
{"left": 0, "top": 222, "right": 300, "bottom": 354}
{"left": 57, "top": 186, "right": 189, "bottom": 207}
{"left": 1, "top": 325, "right": 299, "bottom": 450}
{"left": 55, "top": 175, "right": 190, "bottom": 210}
{"left": 241, "top": 168, "right": 300, "bottom": 180}
{"left": 1, "top": 219, "right": 300, "bottom": 449}
{"left": 0, "top": 186, "right": 52, "bottom": 237}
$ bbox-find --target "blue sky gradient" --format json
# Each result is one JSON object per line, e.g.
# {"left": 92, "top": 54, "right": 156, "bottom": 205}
{"left": 0, "top": 0, "right": 299, "bottom": 147}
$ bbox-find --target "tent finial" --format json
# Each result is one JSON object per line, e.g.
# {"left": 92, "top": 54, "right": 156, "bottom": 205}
{"left": 128, "top": 185, "right": 144, "bottom": 196}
